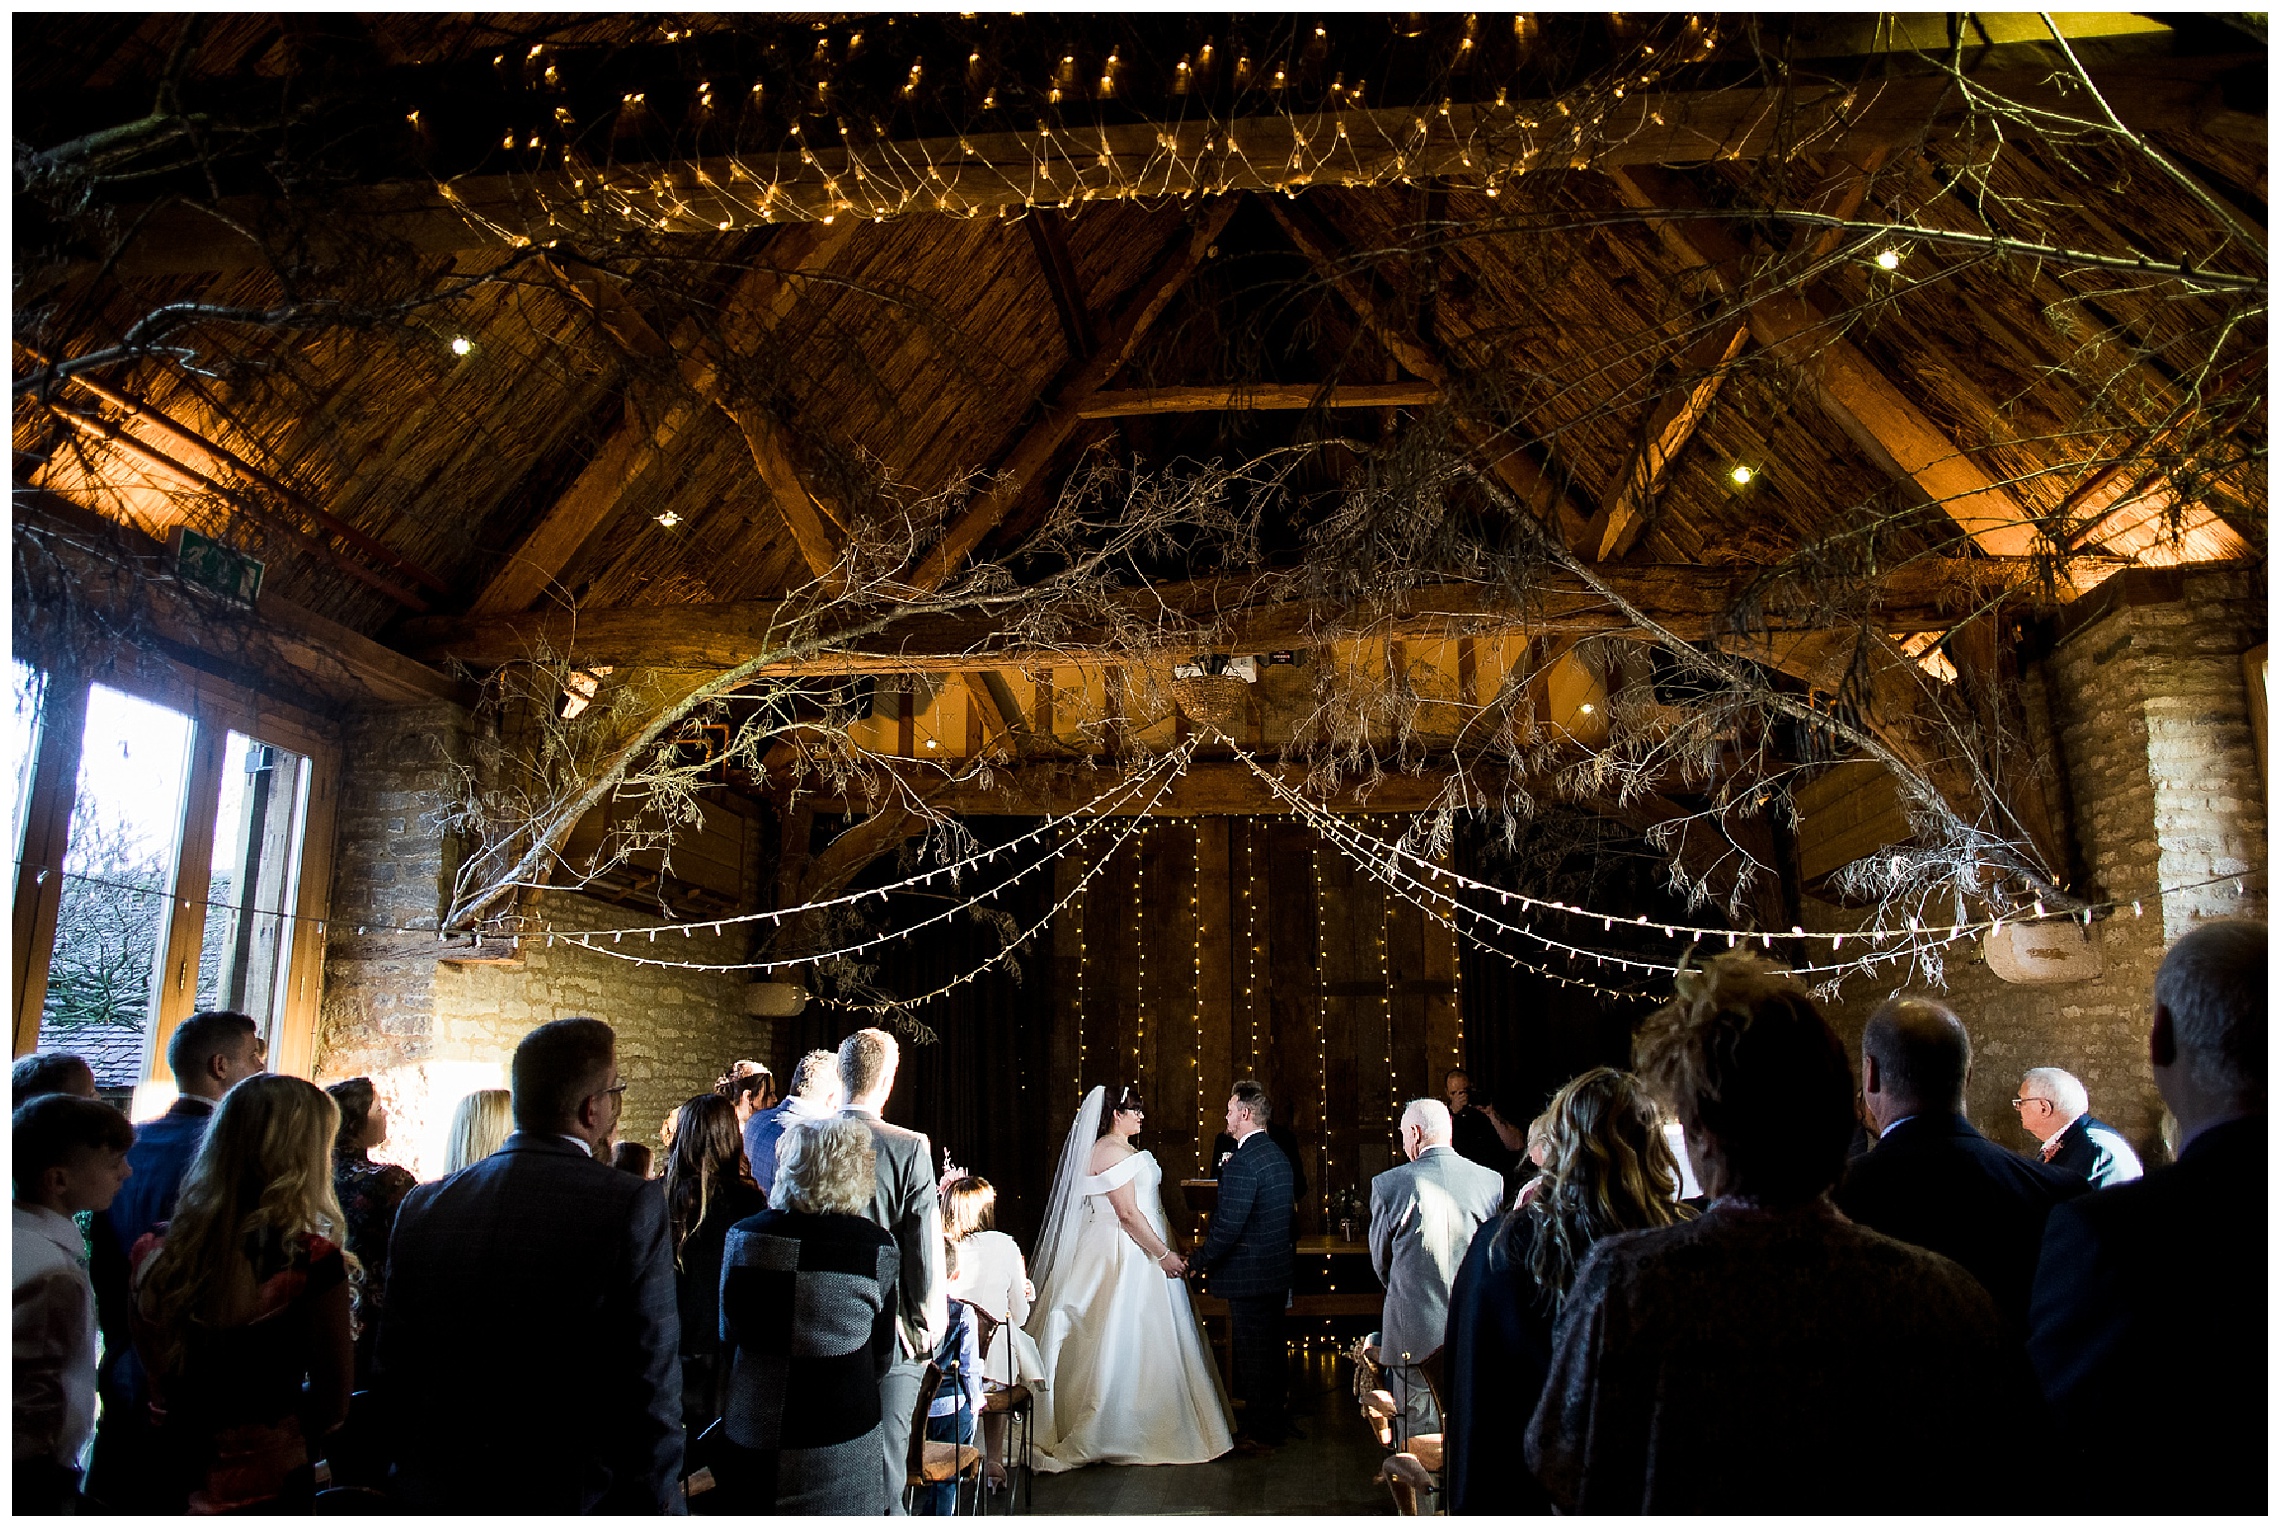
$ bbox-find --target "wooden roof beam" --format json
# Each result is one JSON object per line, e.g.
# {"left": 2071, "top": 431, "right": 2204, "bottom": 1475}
{"left": 1080, "top": 382, "right": 1441, "bottom": 418}
{"left": 1604, "top": 164, "right": 2042, "bottom": 559}
{"left": 906, "top": 196, "right": 1242, "bottom": 594}
{"left": 1024, "top": 213, "right": 1098, "bottom": 363}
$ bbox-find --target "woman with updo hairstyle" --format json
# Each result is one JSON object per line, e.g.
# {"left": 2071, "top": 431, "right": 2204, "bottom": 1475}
{"left": 664, "top": 1093, "right": 767, "bottom": 1439}
{"left": 1442, "top": 1067, "right": 1685, "bottom": 1512}
{"left": 327, "top": 1076, "right": 414, "bottom": 1383}
{"left": 715, "top": 1117, "right": 900, "bottom": 1513}
{"left": 1522, "top": 950, "right": 2023, "bottom": 1514}
{"left": 130, "top": 1075, "right": 356, "bottom": 1513}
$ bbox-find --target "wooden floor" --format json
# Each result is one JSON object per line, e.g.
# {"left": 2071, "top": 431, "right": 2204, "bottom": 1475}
{"left": 1026, "top": 1352, "right": 1393, "bottom": 1516}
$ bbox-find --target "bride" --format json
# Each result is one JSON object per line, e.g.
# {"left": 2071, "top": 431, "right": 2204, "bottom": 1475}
{"left": 1027, "top": 1084, "right": 1234, "bottom": 1471}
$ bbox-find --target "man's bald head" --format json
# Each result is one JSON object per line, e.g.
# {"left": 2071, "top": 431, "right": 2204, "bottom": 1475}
{"left": 1861, "top": 995, "right": 1973, "bottom": 1119}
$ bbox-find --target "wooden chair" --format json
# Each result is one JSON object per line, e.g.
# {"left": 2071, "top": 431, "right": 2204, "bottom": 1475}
{"left": 903, "top": 1359, "right": 984, "bottom": 1515}
{"left": 967, "top": 1305, "right": 1034, "bottom": 1514}
{"left": 1375, "top": 1353, "right": 1448, "bottom": 1514}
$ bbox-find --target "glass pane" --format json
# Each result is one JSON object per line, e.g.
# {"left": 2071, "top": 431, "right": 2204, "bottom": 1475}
{"left": 195, "top": 732, "right": 311, "bottom": 1050}
{"left": 37, "top": 685, "right": 195, "bottom": 1091}
{"left": 9, "top": 660, "right": 41, "bottom": 874}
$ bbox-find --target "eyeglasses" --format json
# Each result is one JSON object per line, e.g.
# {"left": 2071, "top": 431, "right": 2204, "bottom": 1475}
{"left": 598, "top": 1082, "right": 629, "bottom": 1099}
{"left": 2010, "top": 1096, "right": 2049, "bottom": 1110}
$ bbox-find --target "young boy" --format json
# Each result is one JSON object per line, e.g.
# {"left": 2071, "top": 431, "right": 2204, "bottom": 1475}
{"left": 14, "top": 1093, "right": 133, "bottom": 1514}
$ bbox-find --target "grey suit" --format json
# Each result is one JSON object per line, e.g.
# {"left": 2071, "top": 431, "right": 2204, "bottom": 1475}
{"left": 840, "top": 1105, "right": 946, "bottom": 1514}
{"left": 1369, "top": 1144, "right": 1506, "bottom": 1365}
{"left": 379, "top": 1132, "right": 683, "bottom": 1514}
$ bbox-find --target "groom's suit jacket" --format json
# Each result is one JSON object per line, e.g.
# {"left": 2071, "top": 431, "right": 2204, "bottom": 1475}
{"left": 1370, "top": 1144, "right": 1505, "bottom": 1364}
{"left": 1194, "top": 1131, "right": 1295, "bottom": 1299}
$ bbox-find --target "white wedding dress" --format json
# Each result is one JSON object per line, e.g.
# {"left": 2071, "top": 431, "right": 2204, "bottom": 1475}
{"left": 1026, "top": 1091, "right": 1233, "bottom": 1472}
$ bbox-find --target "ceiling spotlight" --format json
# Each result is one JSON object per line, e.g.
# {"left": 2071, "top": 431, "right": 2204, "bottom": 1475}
{"left": 655, "top": 510, "right": 682, "bottom": 528}
{"left": 1875, "top": 247, "right": 1903, "bottom": 271}
{"left": 1729, "top": 463, "right": 1755, "bottom": 487}
{"left": 448, "top": 335, "right": 473, "bottom": 357}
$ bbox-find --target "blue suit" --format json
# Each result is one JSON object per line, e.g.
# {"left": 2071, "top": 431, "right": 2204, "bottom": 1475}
{"left": 1193, "top": 1131, "right": 1295, "bottom": 1443}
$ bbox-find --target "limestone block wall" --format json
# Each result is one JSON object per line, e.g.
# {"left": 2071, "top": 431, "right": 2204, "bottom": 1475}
{"left": 315, "top": 699, "right": 772, "bottom": 1178}
{"left": 1814, "top": 571, "right": 2266, "bottom": 1162}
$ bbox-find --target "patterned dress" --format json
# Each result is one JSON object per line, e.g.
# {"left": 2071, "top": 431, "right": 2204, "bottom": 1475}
{"left": 333, "top": 1148, "right": 415, "bottom": 1379}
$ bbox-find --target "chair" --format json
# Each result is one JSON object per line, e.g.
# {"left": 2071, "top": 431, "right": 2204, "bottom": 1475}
{"left": 903, "top": 1359, "right": 984, "bottom": 1515}
{"left": 1375, "top": 1353, "right": 1448, "bottom": 1514}
{"left": 967, "top": 1304, "right": 1034, "bottom": 1514}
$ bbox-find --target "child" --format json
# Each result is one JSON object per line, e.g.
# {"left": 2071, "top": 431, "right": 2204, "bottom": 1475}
{"left": 13, "top": 1093, "right": 133, "bottom": 1513}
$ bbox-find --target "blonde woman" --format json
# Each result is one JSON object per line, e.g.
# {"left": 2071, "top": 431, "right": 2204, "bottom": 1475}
{"left": 442, "top": 1088, "right": 512, "bottom": 1175}
{"left": 129, "top": 1074, "right": 356, "bottom": 1513}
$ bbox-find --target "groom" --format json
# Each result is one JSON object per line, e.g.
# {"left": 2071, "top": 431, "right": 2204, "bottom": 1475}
{"left": 1190, "top": 1079, "right": 1296, "bottom": 1453}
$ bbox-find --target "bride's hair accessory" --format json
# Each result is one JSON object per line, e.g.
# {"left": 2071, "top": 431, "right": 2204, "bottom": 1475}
{"left": 1112, "top": 1083, "right": 1144, "bottom": 1113}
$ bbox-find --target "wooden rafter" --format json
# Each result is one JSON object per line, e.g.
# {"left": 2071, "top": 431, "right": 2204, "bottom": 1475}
{"left": 1583, "top": 320, "right": 1750, "bottom": 561}
{"left": 1024, "top": 213, "right": 1097, "bottom": 362}
{"left": 905, "top": 197, "right": 1243, "bottom": 595}
{"left": 1079, "top": 382, "right": 1441, "bottom": 418}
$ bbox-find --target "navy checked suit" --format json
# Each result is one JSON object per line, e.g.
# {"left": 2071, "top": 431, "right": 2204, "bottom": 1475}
{"left": 378, "top": 1132, "right": 684, "bottom": 1513}
{"left": 1193, "top": 1132, "right": 1295, "bottom": 1443}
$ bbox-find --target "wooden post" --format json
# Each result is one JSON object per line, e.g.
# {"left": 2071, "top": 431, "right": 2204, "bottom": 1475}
{"left": 12, "top": 675, "right": 88, "bottom": 1056}
{"left": 147, "top": 719, "right": 227, "bottom": 1083}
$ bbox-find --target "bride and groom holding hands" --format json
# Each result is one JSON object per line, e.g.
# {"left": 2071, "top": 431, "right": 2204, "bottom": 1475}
{"left": 1028, "top": 1079, "right": 1297, "bottom": 1469}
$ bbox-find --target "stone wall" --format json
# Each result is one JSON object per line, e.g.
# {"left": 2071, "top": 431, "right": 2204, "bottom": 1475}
{"left": 315, "top": 700, "right": 772, "bottom": 1178}
{"left": 1813, "top": 570, "right": 2267, "bottom": 1162}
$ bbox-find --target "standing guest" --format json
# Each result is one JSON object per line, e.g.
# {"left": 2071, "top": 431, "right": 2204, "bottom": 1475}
{"left": 1525, "top": 952, "right": 2022, "bottom": 1513}
{"left": 379, "top": 1017, "right": 682, "bottom": 1514}
{"left": 1442, "top": 1069, "right": 1515, "bottom": 1174}
{"left": 1837, "top": 997, "right": 2085, "bottom": 1335}
{"left": 85, "top": 1009, "right": 263, "bottom": 1511}
{"left": 1368, "top": 1098, "right": 1505, "bottom": 1436}
{"left": 1444, "top": 1068, "right": 1685, "bottom": 1515}
{"left": 2013, "top": 1066, "right": 2143, "bottom": 1186}
{"left": 1509, "top": 1110, "right": 1554, "bottom": 1210}
{"left": 440, "top": 1087, "right": 513, "bottom": 1175}
{"left": 836, "top": 1028, "right": 947, "bottom": 1509}
{"left": 1190, "top": 1081, "right": 1297, "bottom": 1453}
{"left": 718, "top": 1063, "right": 774, "bottom": 1132}
{"left": 940, "top": 1176, "right": 1045, "bottom": 1487}
{"left": 2029, "top": 921, "right": 2267, "bottom": 1514}
{"left": 327, "top": 1077, "right": 415, "bottom": 1384}
{"left": 664, "top": 1095, "right": 768, "bottom": 1443}
{"left": 745, "top": 1050, "right": 841, "bottom": 1197}
{"left": 13, "top": 1094, "right": 133, "bottom": 1514}
{"left": 128, "top": 1075, "right": 354, "bottom": 1514}
{"left": 616, "top": 1141, "right": 656, "bottom": 1178}
{"left": 717, "top": 1118, "right": 900, "bottom": 1514}
{"left": 12, "top": 1052, "right": 97, "bottom": 1107}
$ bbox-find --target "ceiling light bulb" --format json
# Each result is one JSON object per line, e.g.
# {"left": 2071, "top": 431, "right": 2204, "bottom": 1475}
{"left": 449, "top": 336, "right": 473, "bottom": 356}
{"left": 1729, "top": 463, "right": 1754, "bottom": 486}
{"left": 1875, "top": 247, "right": 1902, "bottom": 271}
{"left": 1578, "top": 702, "right": 1596, "bottom": 714}
{"left": 655, "top": 510, "right": 681, "bottom": 528}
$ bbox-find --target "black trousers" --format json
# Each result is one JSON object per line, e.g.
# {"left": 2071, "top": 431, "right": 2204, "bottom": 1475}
{"left": 1225, "top": 1293, "right": 1289, "bottom": 1443}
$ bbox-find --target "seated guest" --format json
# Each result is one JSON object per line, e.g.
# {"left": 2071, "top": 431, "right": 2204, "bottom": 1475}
{"left": 665, "top": 1095, "right": 768, "bottom": 1441}
{"left": 1444, "top": 1068, "right": 1685, "bottom": 1514}
{"left": 718, "top": 1117, "right": 900, "bottom": 1514}
{"left": 745, "top": 1050, "right": 840, "bottom": 1197}
{"left": 12, "top": 1051, "right": 96, "bottom": 1107}
{"left": 616, "top": 1141, "right": 655, "bottom": 1178}
{"left": 440, "top": 1087, "right": 512, "bottom": 1175}
{"left": 380, "top": 1017, "right": 681, "bottom": 1513}
{"left": 941, "top": 1176, "right": 1046, "bottom": 1487}
{"left": 327, "top": 1077, "right": 415, "bottom": 1384}
{"left": 918, "top": 1281, "right": 984, "bottom": 1516}
{"left": 1836, "top": 997, "right": 2085, "bottom": 1335}
{"left": 2013, "top": 1066, "right": 2143, "bottom": 1186}
{"left": 14, "top": 1093, "right": 133, "bottom": 1514}
{"left": 1369, "top": 1099, "right": 1505, "bottom": 1437}
{"left": 1524, "top": 951, "right": 2023, "bottom": 1513}
{"left": 129, "top": 1075, "right": 354, "bottom": 1513}
{"left": 2029, "top": 921, "right": 2266, "bottom": 1514}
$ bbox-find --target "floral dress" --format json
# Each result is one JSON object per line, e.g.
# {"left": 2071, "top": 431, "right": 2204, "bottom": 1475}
{"left": 333, "top": 1148, "right": 414, "bottom": 1376}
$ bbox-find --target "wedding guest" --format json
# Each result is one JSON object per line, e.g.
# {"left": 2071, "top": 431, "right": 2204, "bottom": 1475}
{"left": 327, "top": 1077, "right": 415, "bottom": 1383}
{"left": 440, "top": 1088, "right": 512, "bottom": 1175}
{"left": 85, "top": 1009, "right": 263, "bottom": 1512}
{"left": 2029, "top": 921, "right": 2266, "bottom": 1514}
{"left": 1369, "top": 1098, "right": 1505, "bottom": 1437}
{"left": 918, "top": 1277, "right": 984, "bottom": 1515}
{"left": 1444, "top": 1068, "right": 1684, "bottom": 1514}
{"left": 616, "top": 1141, "right": 655, "bottom": 1178}
{"left": 1443, "top": 1069, "right": 1515, "bottom": 1174}
{"left": 1525, "top": 951, "right": 2022, "bottom": 1513}
{"left": 129, "top": 1075, "right": 354, "bottom": 1513}
{"left": 12, "top": 1051, "right": 96, "bottom": 1107}
{"left": 13, "top": 1093, "right": 133, "bottom": 1514}
{"left": 838, "top": 1028, "right": 946, "bottom": 1501}
{"left": 380, "top": 1017, "right": 681, "bottom": 1513}
{"left": 940, "top": 1177, "right": 1044, "bottom": 1488}
{"left": 1837, "top": 997, "right": 2084, "bottom": 1334}
{"left": 746, "top": 1050, "right": 841, "bottom": 1197}
{"left": 718, "top": 1117, "right": 900, "bottom": 1513}
{"left": 1510, "top": 1109, "right": 1554, "bottom": 1210}
{"left": 666, "top": 1094, "right": 767, "bottom": 1440}
{"left": 718, "top": 1063, "right": 774, "bottom": 1131}
{"left": 2013, "top": 1067, "right": 2144, "bottom": 1186}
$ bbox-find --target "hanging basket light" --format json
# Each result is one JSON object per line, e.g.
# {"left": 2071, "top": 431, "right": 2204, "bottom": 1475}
{"left": 1170, "top": 675, "right": 1249, "bottom": 730}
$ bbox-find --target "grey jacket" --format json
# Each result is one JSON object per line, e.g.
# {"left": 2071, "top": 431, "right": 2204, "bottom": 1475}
{"left": 1369, "top": 1144, "right": 1506, "bottom": 1364}
{"left": 838, "top": 1105, "right": 947, "bottom": 1358}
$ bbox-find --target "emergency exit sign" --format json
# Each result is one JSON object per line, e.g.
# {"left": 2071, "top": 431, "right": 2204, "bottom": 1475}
{"left": 171, "top": 527, "right": 265, "bottom": 605}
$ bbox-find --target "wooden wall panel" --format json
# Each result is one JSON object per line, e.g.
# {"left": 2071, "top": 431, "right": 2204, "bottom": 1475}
{"left": 1195, "top": 818, "right": 1233, "bottom": 1171}
{"left": 1264, "top": 821, "right": 1323, "bottom": 1231}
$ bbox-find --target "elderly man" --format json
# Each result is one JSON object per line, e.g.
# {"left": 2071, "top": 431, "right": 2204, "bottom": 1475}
{"left": 1836, "top": 996, "right": 2085, "bottom": 1334}
{"left": 2029, "top": 922, "right": 2267, "bottom": 1514}
{"left": 2013, "top": 1066, "right": 2143, "bottom": 1187}
{"left": 1369, "top": 1098, "right": 1505, "bottom": 1438}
